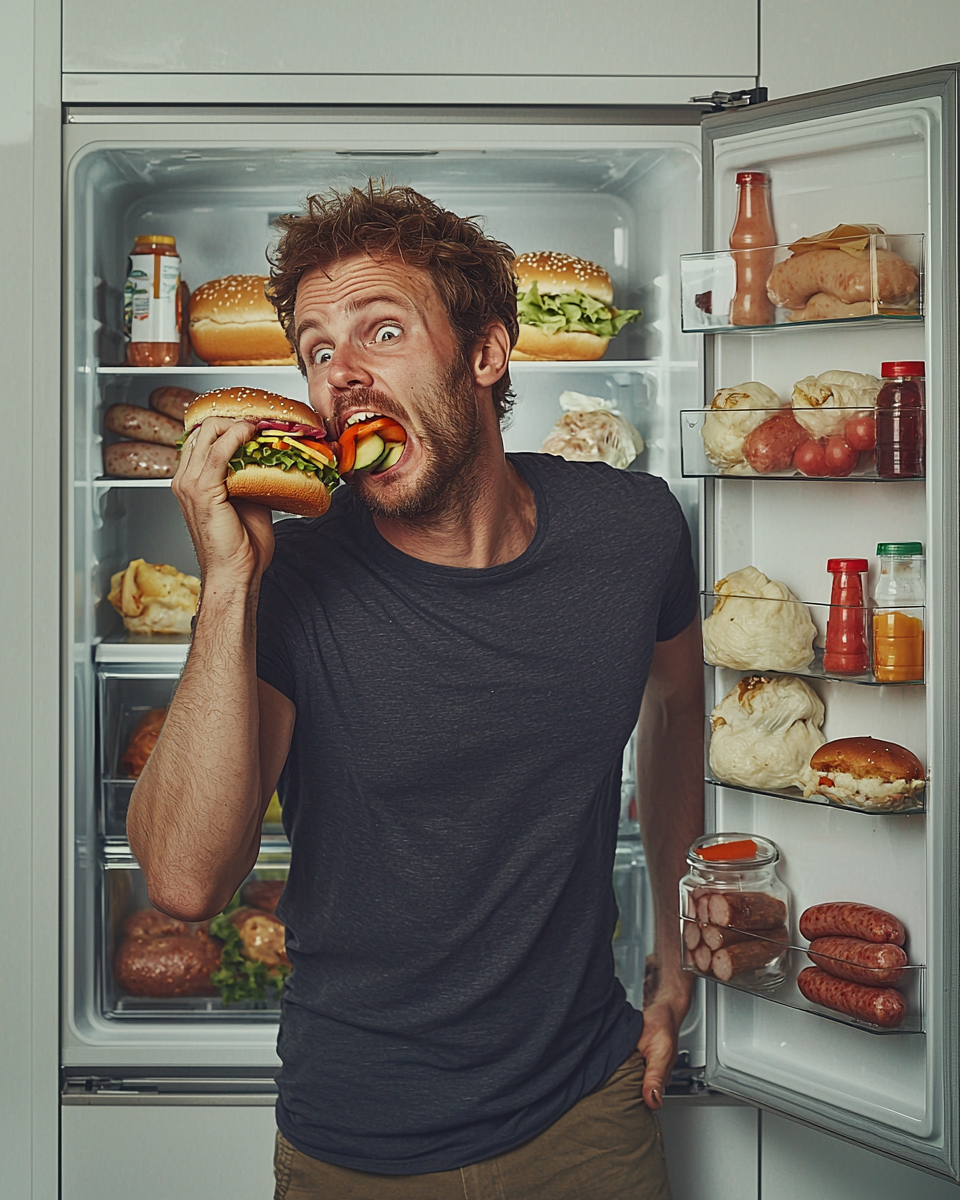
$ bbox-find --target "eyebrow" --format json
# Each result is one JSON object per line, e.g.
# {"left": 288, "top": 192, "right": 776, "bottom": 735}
{"left": 294, "top": 294, "right": 415, "bottom": 349}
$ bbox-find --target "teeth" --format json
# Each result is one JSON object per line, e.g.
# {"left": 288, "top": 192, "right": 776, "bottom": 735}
{"left": 345, "top": 411, "right": 380, "bottom": 427}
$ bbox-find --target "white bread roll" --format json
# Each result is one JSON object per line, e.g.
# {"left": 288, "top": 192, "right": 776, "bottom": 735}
{"left": 188, "top": 275, "right": 296, "bottom": 366}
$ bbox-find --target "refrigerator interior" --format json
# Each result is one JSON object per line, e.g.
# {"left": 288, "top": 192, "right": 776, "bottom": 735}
{"left": 62, "top": 120, "right": 704, "bottom": 1067}
{"left": 697, "top": 81, "right": 956, "bottom": 1175}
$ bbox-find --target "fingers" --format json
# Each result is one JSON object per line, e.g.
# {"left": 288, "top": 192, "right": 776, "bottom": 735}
{"left": 642, "top": 1063, "right": 666, "bottom": 1110}
{"left": 175, "top": 418, "right": 255, "bottom": 493}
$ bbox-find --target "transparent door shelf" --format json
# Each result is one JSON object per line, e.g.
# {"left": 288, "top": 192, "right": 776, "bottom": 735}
{"left": 679, "top": 234, "right": 923, "bottom": 334}
{"left": 682, "top": 926, "right": 924, "bottom": 1034}
{"left": 680, "top": 409, "right": 924, "bottom": 481}
{"left": 94, "top": 359, "right": 694, "bottom": 376}
{"left": 705, "top": 771, "right": 925, "bottom": 816}
{"left": 700, "top": 592, "right": 925, "bottom": 686}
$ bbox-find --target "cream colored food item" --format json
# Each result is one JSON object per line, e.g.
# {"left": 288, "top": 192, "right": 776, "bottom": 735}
{"left": 700, "top": 382, "right": 781, "bottom": 474}
{"left": 108, "top": 558, "right": 200, "bottom": 635}
{"left": 791, "top": 370, "right": 881, "bottom": 438}
{"left": 709, "top": 674, "right": 825, "bottom": 792}
{"left": 702, "top": 566, "right": 817, "bottom": 671}
{"left": 539, "top": 391, "right": 644, "bottom": 469}
{"left": 801, "top": 769, "right": 926, "bottom": 810}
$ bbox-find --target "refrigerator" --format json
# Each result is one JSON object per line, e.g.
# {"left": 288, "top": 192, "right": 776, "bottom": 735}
{"left": 60, "top": 65, "right": 959, "bottom": 1185}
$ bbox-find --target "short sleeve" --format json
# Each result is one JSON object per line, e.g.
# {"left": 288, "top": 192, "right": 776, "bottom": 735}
{"left": 256, "top": 570, "right": 297, "bottom": 702}
{"left": 656, "top": 508, "right": 699, "bottom": 642}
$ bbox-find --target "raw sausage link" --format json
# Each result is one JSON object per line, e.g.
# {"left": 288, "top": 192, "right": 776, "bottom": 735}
{"left": 103, "top": 441, "right": 178, "bottom": 478}
{"left": 807, "top": 936, "right": 907, "bottom": 986}
{"left": 799, "top": 902, "right": 905, "bottom": 946}
{"left": 797, "top": 966, "right": 907, "bottom": 1028}
{"left": 149, "top": 386, "right": 197, "bottom": 422}
{"left": 766, "top": 248, "right": 919, "bottom": 310}
{"left": 105, "top": 403, "right": 183, "bottom": 446}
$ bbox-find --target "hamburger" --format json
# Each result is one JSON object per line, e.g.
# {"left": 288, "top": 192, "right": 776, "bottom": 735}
{"left": 188, "top": 275, "right": 296, "bottom": 366}
{"left": 512, "top": 252, "right": 641, "bottom": 362}
{"left": 184, "top": 388, "right": 340, "bottom": 517}
{"left": 804, "top": 737, "right": 925, "bottom": 811}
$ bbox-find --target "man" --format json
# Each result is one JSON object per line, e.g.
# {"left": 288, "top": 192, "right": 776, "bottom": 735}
{"left": 128, "top": 182, "right": 703, "bottom": 1199}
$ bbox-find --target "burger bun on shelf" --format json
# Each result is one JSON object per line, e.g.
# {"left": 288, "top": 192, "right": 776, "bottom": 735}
{"left": 803, "top": 737, "right": 925, "bottom": 811}
{"left": 188, "top": 275, "right": 296, "bottom": 366}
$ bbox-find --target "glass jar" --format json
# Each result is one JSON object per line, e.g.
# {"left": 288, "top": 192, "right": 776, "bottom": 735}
{"left": 873, "top": 541, "right": 925, "bottom": 683}
{"left": 680, "top": 833, "right": 790, "bottom": 988}
{"left": 876, "top": 361, "right": 925, "bottom": 479}
{"left": 124, "top": 234, "right": 182, "bottom": 367}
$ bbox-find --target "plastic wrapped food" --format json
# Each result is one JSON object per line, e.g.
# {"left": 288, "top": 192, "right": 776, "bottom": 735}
{"left": 709, "top": 674, "right": 825, "bottom": 792}
{"left": 539, "top": 391, "right": 644, "bottom": 469}
{"left": 108, "top": 558, "right": 200, "bottom": 636}
{"left": 700, "top": 382, "right": 782, "bottom": 474}
{"left": 791, "top": 371, "right": 881, "bottom": 438}
{"left": 702, "top": 566, "right": 817, "bottom": 672}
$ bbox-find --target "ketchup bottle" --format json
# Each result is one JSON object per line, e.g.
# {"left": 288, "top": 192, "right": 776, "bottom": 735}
{"left": 729, "top": 172, "right": 777, "bottom": 327}
{"left": 823, "top": 559, "right": 870, "bottom": 675}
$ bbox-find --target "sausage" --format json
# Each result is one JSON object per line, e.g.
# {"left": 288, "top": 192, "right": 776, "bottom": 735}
{"left": 114, "top": 931, "right": 220, "bottom": 997}
{"left": 683, "top": 920, "right": 703, "bottom": 950}
{"left": 707, "top": 891, "right": 788, "bottom": 931}
{"left": 103, "top": 441, "right": 178, "bottom": 478}
{"left": 742, "top": 410, "right": 807, "bottom": 473}
{"left": 105, "top": 403, "right": 184, "bottom": 446}
{"left": 808, "top": 936, "right": 907, "bottom": 986}
{"left": 692, "top": 943, "right": 714, "bottom": 973}
{"left": 242, "top": 879, "right": 285, "bottom": 915}
{"left": 799, "top": 902, "right": 905, "bottom": 946}
{"left": 796, "top": 966, "right": 907, "bottom": 1028}
{"left": 711, "top": 933, "right": 788, "bottom": 982}
{"left": 785, "top": 294, "right": 873, "bottom": 322}
{"left": 149, "top": 385, "right": 197, "bottom": 422}
{"left": 702, "top": 923, "right": 785, "bottom": 952}
{"left": 766, "top": 248, "right": 919, "bottom": 311}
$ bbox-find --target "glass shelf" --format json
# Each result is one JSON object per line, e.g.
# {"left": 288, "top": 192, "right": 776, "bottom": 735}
{"left": 681, "top": 408, "right": 924, "bottom": 481}
{"left": 705, "top": 770, "right": 925, "bottom": 816}
{"left": 680, "top": 233, "right": 923, "bottom": 334}
{"left": 682, "top": 926, "right": 924, "bottom": 1034}
{"left": 94, "top": 634, "right": 191, "bottom": 664}
{"left": 94, "top": 359, "right": 695, "bottom": 377}
{"left": 701, "top": 591, "right": 925, "bottom": 686}
{"left": 81, "top": 477, "right": 173, "bottom": 488}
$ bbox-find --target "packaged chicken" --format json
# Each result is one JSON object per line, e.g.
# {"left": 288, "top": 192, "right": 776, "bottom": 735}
{"left": 791, "top": 371, "right": 881, "bottom": 438}
{"left": 539, "top": 391, "right": 644, "bottom": 469}
{"left": 700, "top": 382, "right": 782, "bottom": 475}
{"left": 702, "top": 567, "right": 817, "bottom": 672}
{"left": 108, "top": 559, "right": 200, "bottom": 636}
{"left": 709, "top": 675, "right": 825, "bottom": 793}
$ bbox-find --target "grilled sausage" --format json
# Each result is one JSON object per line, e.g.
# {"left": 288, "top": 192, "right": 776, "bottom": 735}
{"left": 807, "top": 936, "right": 907, "bottom": 986}
{"left": 797, "top": 966, "right": 907, "bottom": 1028}
{"left": 149, "top": 386, "right": 197, "bottom": 422}
{"left": 103, "top": 441, "right": 178, "bottom": 478}
{"left": 105, "top": 403, "right": 183, "bottom": 446}
{"left": 799, "top": 903, "right": 905, "bottom": 946}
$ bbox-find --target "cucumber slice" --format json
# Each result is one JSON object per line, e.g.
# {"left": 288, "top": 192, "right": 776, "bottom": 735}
{"left": 377, "top": 442, "right": 404, "bottom": 470}
{"left": 353, "top": 433, "right": 385, "bottom": 471}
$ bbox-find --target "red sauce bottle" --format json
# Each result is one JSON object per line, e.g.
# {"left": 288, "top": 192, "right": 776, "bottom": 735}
{"left": 876, "top": 361, "right": 925, "bottom": 478}
{"left": 729, "top": 172, "right": 777, "bottom": 327}
{"left": 823, "top": 558, "right": 869, "bottom": 675}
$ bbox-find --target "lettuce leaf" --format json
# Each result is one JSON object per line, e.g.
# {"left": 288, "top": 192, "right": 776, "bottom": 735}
{"left": 229, "top": 440, "right": 340, "bottom": 490}
{"left": 517, "top": 282, "right": 641, "bottom": 340}
{"left": 208, "top": 910, "right": 290, "bottom": 1006}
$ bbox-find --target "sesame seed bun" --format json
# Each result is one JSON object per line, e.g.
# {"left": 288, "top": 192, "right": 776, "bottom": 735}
{"left": 810, "top": 737, "right": 924, "bottom": 783}
{"left": 188, "top": 275, "right": 296, "bottom": 366}
{"left": 184, "top": 387, "right": 320, "bottom": 432}
{"left": 514, "top": 252, "right": 613, "bottom": 305}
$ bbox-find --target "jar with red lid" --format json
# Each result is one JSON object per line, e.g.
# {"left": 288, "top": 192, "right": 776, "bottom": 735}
{"left": 680, "top": 833, "right": 790, "bottom": 988}
{"left": 823, "top": 558, "right": 870, "bottom": 675}
{"left": 124, "top": 234, "right": 182, "bottom": 367}
{"left": 876, "top": 361, "right": 925, "bottom": 479}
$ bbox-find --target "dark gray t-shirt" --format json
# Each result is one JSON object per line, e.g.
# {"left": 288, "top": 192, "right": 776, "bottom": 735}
{"left": 257, "top": 452, "right": 697, "bottom": 1174}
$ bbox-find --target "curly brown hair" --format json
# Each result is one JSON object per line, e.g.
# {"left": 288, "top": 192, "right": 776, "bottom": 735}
{"left": 267, "top": 181, "right": 518, "bottom": 419}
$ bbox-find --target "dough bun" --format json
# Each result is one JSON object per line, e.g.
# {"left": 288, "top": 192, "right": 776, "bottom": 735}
{"left": 514, "top": 252, "right": 613, "bottom": 303}
{"left": 188, "top": 275, "right": 296, "bottom": 365}
{"left": 185, "top": 388, "right": 334, "bottom": 519}
{"left": 511, "top": 324, "right": 609, "bottom": 362}
{"left": 810, "top": 737, "right": 923, "bottom": 783}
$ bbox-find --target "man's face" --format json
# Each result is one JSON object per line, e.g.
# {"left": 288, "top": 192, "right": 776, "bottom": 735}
{"left": 294, "top": 254, "right": 483, "bottom": 520}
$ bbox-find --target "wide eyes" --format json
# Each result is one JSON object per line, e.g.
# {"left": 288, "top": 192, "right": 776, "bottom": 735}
{"left": 373, "top": 324, "right": 402, "bottom": 344}
{"left": 312, "top": 347, "right": 333, "bottom": 366}
{"left": 308, "top": 323, "right": 403, "bottom": 367}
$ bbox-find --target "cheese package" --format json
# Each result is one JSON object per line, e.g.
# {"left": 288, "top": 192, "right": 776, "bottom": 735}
{"left": 108, "top": 558, "right": 200, "bottom": 636}
{"left": 702, "top": 566, "right": 817, "bottom": 672}
{"left": 539, "top": 391, "right": 644, "bottom": 470}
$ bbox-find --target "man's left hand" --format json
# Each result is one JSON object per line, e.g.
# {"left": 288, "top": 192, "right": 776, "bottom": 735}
{"left": 636, "top": 977, "right": 693, "bottom": 1110}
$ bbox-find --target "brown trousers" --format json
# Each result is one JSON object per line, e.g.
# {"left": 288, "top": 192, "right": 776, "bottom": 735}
{"left": 273, "top": 1051, "right": 672, "bottom": 1200}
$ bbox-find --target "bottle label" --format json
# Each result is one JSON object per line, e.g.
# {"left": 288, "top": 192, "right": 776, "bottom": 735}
{"left": 124, "top": 253, "right": 181, "bottom": 344}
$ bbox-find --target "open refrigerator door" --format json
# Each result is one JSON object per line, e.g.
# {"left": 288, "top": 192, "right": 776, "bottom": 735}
{"left": 686, "top": 68, "right": 959, "bottom": 1179}
{"left": 61, "top": 113, "right": 708, "bottom": 1084}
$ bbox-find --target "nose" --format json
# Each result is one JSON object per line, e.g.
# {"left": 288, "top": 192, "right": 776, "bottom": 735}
{"left": 326, "top": 342, "right": 375, "bottom": 393}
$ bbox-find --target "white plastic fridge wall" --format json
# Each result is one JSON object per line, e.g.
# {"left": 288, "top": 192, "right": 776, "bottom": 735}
{"left": 62, "top": 121, "right": 703, "bottom": 1067}
{"left": 703, "top": 98, "right": 945, "bottom": 1150}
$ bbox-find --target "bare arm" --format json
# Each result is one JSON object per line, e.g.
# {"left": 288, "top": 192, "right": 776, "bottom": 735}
{"left": 635, "top": 616, "right": 704, "bottom": 1107}
{"left": 127, "top": 418, "right": 295, "bottom": 921}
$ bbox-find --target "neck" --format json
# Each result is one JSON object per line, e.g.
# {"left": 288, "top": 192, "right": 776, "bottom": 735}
{"left": 372, "top": 430, "right": 537, "bottom": 568}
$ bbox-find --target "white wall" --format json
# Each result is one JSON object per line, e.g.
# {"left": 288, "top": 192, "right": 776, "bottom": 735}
{"left": 761, "top": 0, "right": 960, "bottom": 99}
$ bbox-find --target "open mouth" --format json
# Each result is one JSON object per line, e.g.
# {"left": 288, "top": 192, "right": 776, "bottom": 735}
{"left": 337, "top": 412, "right": 408, "bottom": 475}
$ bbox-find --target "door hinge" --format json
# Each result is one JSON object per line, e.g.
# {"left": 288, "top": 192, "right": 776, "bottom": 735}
{"left": 690, "top": 87, "right": 768, "bottom": 111}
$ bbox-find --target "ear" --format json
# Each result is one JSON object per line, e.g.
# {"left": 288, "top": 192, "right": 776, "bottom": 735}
{"left": 470, "top": 321, "right": 511, "bottom": 389}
